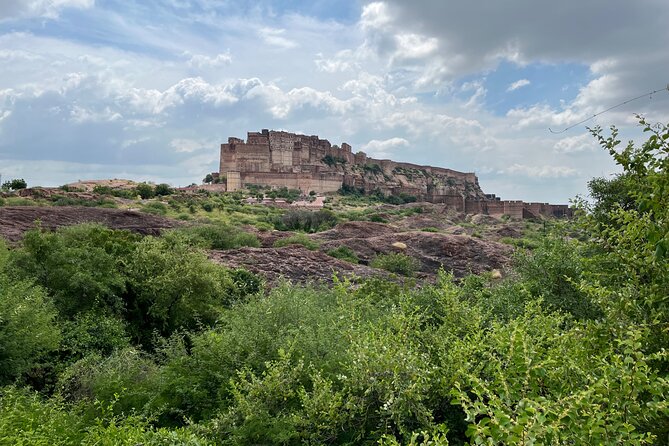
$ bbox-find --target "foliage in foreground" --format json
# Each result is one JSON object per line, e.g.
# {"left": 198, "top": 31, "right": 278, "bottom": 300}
{"left": 371, "top": 252, "right": 421, "bottom": 277}
{"left": 1, "top": 117, "right": 669, "bottom": 444}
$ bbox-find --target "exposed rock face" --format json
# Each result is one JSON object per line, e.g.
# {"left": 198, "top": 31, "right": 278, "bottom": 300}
{"left": 0, "top": 206, "right": 181, "bottom": 242}
{"left": 313, "top": 222, "right": 513, "bottom": 278}
{"left": 208, "top": 245, "right": 390, "bottom": 285}
{"left": 219, "top": 130, "right": 573, "bottom": 219}
{"left": 211, "top": 221, "right": 513, "bottom": 285}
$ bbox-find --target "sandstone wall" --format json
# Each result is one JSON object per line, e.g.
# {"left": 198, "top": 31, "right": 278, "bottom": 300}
{"left": 218, "top": 129, "right": 572, "bottom": 218}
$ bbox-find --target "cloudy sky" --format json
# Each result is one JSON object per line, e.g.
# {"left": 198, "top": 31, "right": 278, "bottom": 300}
{"left": 1, "top": 0, "right": 668, "bottom": 202}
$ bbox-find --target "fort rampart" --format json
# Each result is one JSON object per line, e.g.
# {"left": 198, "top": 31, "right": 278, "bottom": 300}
{"left": 218, "top": 129, "right": 572, "bottom": 219}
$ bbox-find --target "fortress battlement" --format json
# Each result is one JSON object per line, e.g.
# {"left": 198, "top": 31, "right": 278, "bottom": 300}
{"left": 218, "top": 129, "right": 572, "bottom": 219}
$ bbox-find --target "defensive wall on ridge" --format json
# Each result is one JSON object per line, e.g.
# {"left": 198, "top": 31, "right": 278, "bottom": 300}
{"left": 219, "top": 129, "right": 572, "bottom": 219}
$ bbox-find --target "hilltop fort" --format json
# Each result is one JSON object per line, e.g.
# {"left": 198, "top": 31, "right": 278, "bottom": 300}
{"left": 218, "top": 129, "right": 571, "bottom": 219}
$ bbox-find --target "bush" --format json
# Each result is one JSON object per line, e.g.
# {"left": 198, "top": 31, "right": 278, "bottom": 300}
{"left": 0, "top": 387, "right": 210, "bottom": 445}
{"left": 59, "top": 312, "right": 131, "bottom": 364}
{"left": 0, "top": 276, "right": 60, "bottom": 385}
{"left": 274, "top": 209, "right": 338, "bottom": 232}
{"left": 8, "top": 224, "right": 137, "bottom": 318}
{"left": 514, "top": 236, "right": 601, "bottom": 320}
{"left": 135, "top": 183, "right": 155, "bottom": 199}
{"left": 369, "top": 214, "right": 388, "bottom": 223}
{"left": 123, "top": 236, "right": 241, "bottom": 343}
{"left": 57, "top": 348, "right": 158, "bottom": 416}
{"left": 370, "top": 253, "right": 420, "bottom": 276}
{"left": 273, "top": 233, "right": 320, "bottom": 250}
{"left": 169, "top": 225, "right": 260, "bottom": 250}
{"left": 154, "top": 183, "right": 173, "bottom": 196}
{"left": 327, "top": 245, "right": 359, "bottom": 263}
{"left": 1, "top": 178, "right": 27, "bottom": 191}
{"left": 141, "top": 201, "right": 168, "bottom": 215}
{"left": 265, "top": 187, "right": 301, "bottom": 202}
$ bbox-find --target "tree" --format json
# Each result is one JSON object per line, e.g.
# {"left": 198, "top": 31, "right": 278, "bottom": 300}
{"left": 124, "top": 236, "right": 239, "bottom": 344}
{"left": 203, "top": 174, "right": 214, "bottom": 184}
{"left": 8, "top": 224, "right": 137, "bottom": 318}
{"left": 0, "top": 276, "right": 60, "bottom": 385}
{"left": 154, "top": 183, "right": 173, "bottom": 196}
{"left": 1, "top": 178, "right": 27, "bottom": 191}
{"left": 135, "top": 183, "right": 155, "bottom": 199}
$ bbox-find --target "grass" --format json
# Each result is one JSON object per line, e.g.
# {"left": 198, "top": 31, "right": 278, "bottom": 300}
{"left": 370, "top": 252, "right": 420, "bottom": 277}
{"left": 273, "top": 233, "right": 320, "bottom": 251}
{"left": 327, "top": 245, "right": 359, "bottom": 263}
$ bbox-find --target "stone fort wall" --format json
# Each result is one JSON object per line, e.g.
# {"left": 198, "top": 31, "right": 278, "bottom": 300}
{"left": 218, "top": 129, "right": 572, "bottom": 219}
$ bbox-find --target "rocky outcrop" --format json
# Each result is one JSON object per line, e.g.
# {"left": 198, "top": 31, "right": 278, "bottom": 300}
{"left": 208, "top": 245, "right": 390, "bottom": 285}
{"left": 314, "top": 223, "right": 512, "bottom": 278}
{"left": 0, "top": 206, "right": 181, "bottom": 242}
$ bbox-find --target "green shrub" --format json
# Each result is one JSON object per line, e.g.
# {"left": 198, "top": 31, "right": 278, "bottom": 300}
{"left": 141, "top": 201, "right": 168, "bottom": 215}
{"left": 265, "top": 187, "right": 301, "bottom": 202}
{"left": 4, "top": 197, "right": 33, "bottom": 206}
{"left": 123, "top": 236, "right": 241, "bottom": 343}
{"left": 0, "top": 276, "right": 61, "bottom": 385}
{"left": 93, "top": 185, "right": 114, "bottom": 195}
{"left": 499, "top": 236, "right": 541, "bottom": 250}
{"left": 57, "top": 348, "right": 159, "bottom": 416}
{"left": 515, "top": 236, "right": 601, "bottom": 320}
{"left": 254, "top": 221, "right": 274, "bottom": 232}
{"left": 51, "top": 195, "right": 117, "bottom": 207}
{"left": 274, "top": 209, "right": 338, "bottom": 232}
{"left": 2, "top": 178, "right": 27, "bottom": 190}
{"left": 273, "top": 233, "right": 320, "bottom": 250}
{"left": 370, "top": 252, "right": 420, "bottom": 276}
{"left": 0, "top": 387, "right": 211, "bottom": 445}
{"left": 369, "top": 214, "right": 388, "bottom": 223}
{"left": 154, "top": 183, "right": 173, "bottom": 196}
{"left": 135, "top": 183, "right": 155, "bottom": 199}
{"left": 327, "top": 245, "right": 359, "bottom": 263}
{"left": 8, "top": 224, "right": 137, "bottom": 318}
{"left": 169, "top": 225, "right": 260, "bottom": 250}
{"left": 60, "top": 312, "right": 130, "bottom": 364}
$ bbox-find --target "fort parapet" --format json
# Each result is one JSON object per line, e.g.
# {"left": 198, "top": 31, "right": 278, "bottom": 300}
{"left": 218, "top": 129, "right": 572, "bottom": 219}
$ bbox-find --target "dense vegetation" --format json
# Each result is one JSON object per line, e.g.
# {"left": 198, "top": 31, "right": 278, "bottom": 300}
{"left": 0, "top": 118, "right": 668, "bottom": 444}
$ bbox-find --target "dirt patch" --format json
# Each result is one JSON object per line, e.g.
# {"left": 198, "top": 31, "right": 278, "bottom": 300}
{"left": 0, "top": 206, "right": 181, "bottom": 242}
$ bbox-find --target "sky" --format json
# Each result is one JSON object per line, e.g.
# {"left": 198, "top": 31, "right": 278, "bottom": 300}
{"left": 1, "top": 0, "right": 668, "bottom": 202}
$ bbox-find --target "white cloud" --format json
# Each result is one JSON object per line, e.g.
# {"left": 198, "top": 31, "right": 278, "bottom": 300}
{"left": 315, "top": 50, "right": 358, "bottom": 73}
{"left": 507, "top": 78, "right": 530, "bottom": 92}
{"left": 185, "top": 52, "right": 232, "bottom": 69}
{"left": 70, "top": 105, "right": 122, "bottom": 124}
{"left": 258, "top": 27, "right": 298, "bottom": 49}
{"left": 554, "top": 133, "right": 596, "bottom": 153}
{"left": 2, "top": 0, "right": 660, "bottom": 203}
{"left": 392, "top": 33, "right": 439, "bottom": 63}
{"left": 503, "top": 164, "right": 579, "bottom": 178}
{"left": 461, "top": 80, "right": 487, "bottom": 109}
{"left": 0, "top": 0, "right": 94, "bottom": 20}
{"left": 361, "top": 137, "right": 409, "bottom": 158}
{"left": 360, "top": 2, "right": 393, "bottom": 31}
{"left": 170, "top": 138, "right": 214, "bottom": 153}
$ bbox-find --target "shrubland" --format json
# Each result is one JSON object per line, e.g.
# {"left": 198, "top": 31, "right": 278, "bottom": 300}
{"left": 0, "top": 117, "right": 668, "bottom": 444}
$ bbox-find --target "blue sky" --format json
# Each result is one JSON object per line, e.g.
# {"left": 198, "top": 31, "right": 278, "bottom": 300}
{"left": 1, "top": 0, "right": 668, "bottom": 202}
